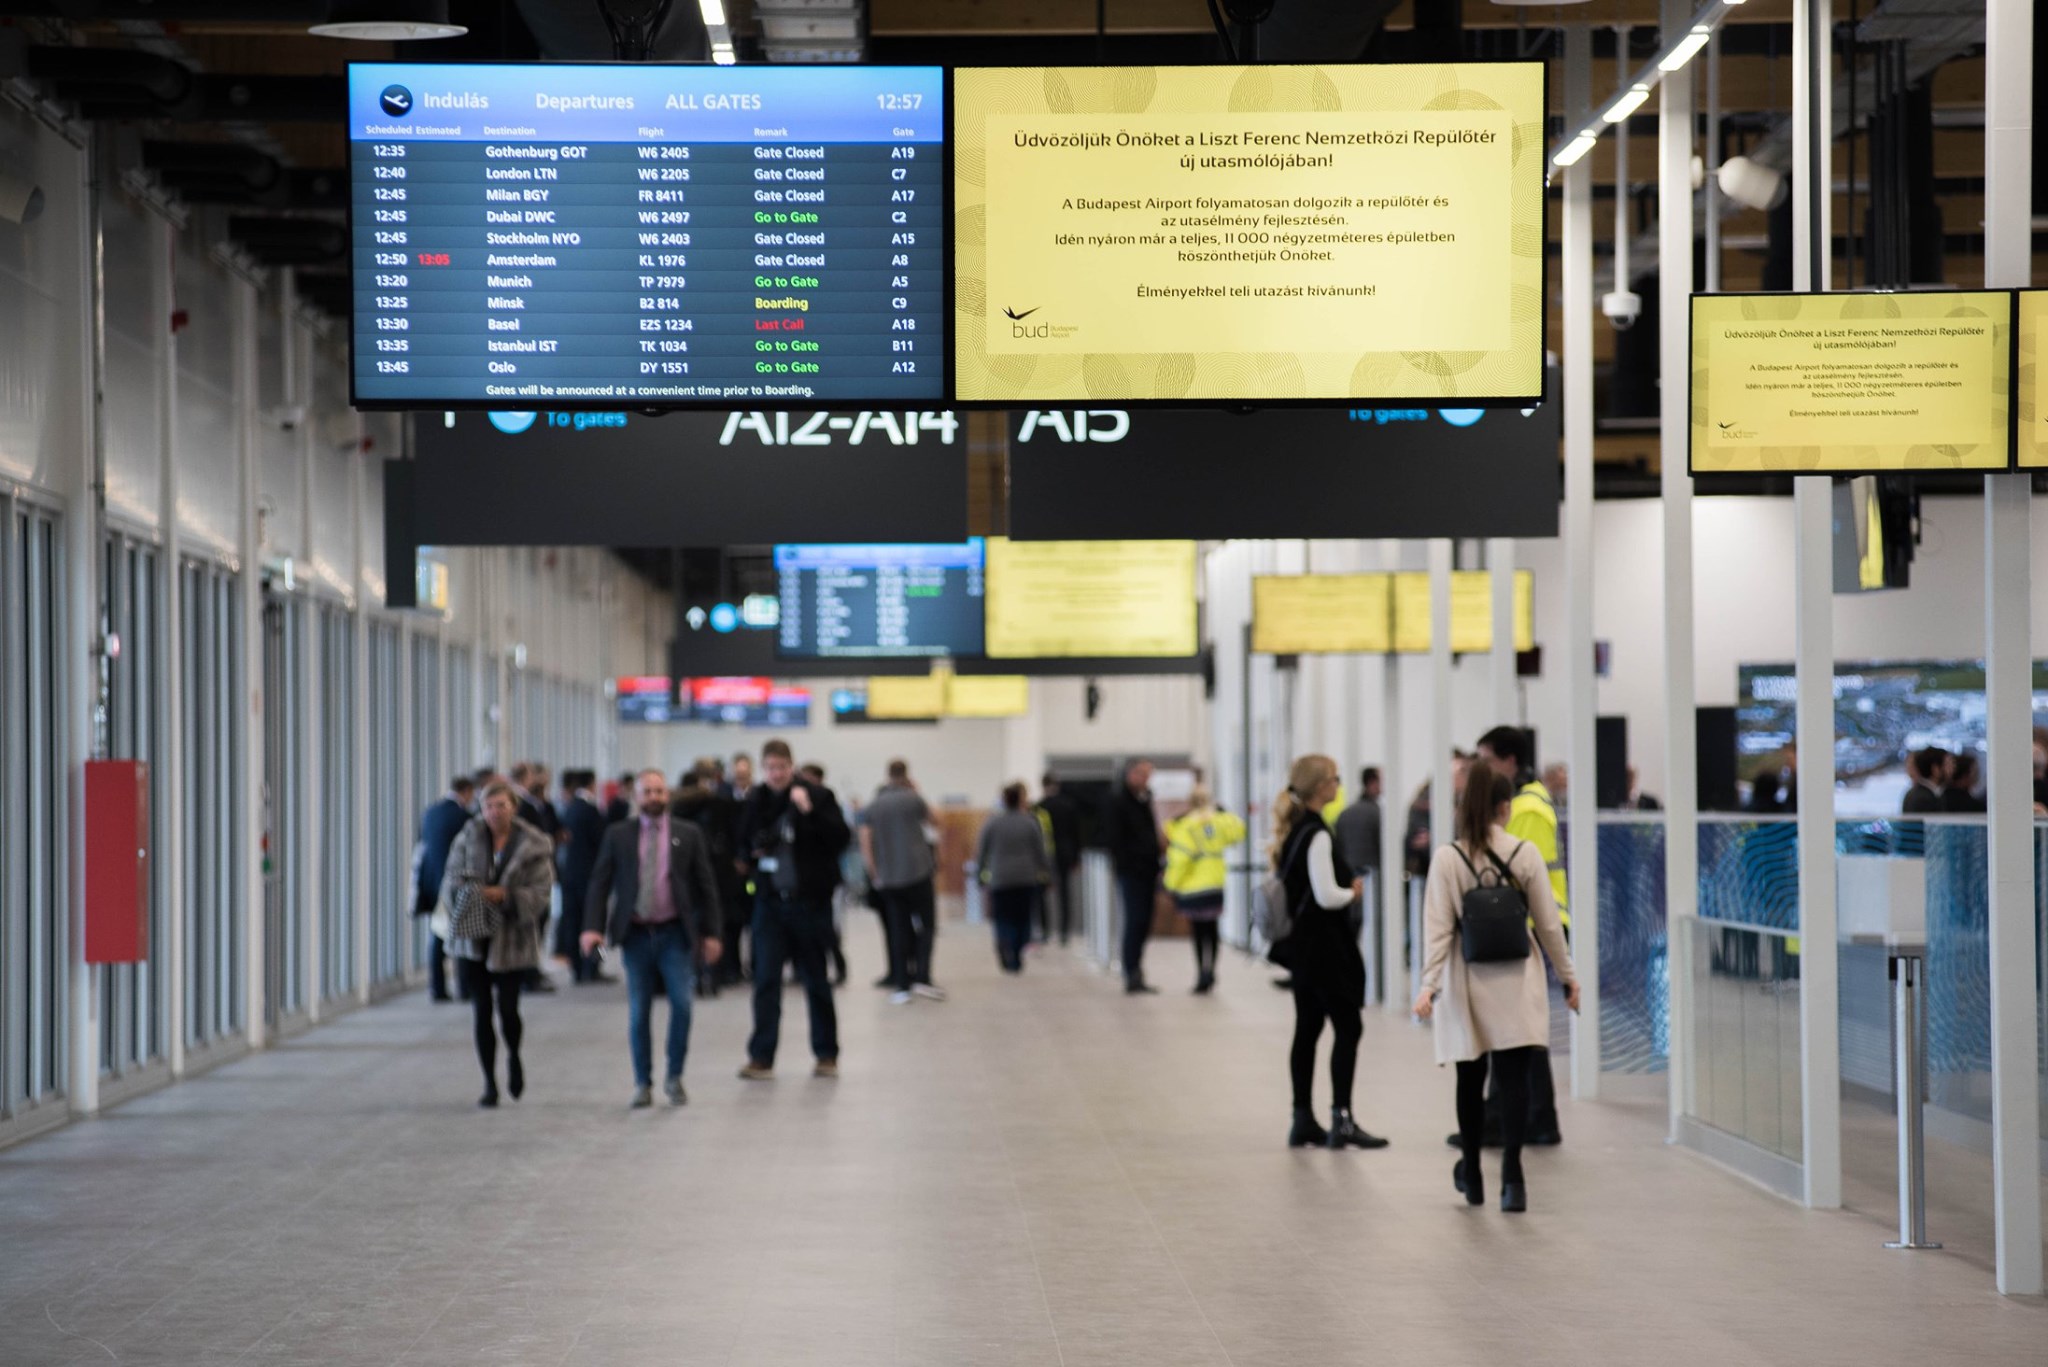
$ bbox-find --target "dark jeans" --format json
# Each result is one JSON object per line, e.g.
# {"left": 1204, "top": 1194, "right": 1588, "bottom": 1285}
{"left": 1117, "top": 871, "right": 1159, "bottom": 987}
{"left": 1459, "top": 1046, "right": 1537, "bottom": 1184}
{"left": 990, "top": 886, "right": 1036, "bottom": 972}
{"left": 718, "top": 886, "right": 753, "bottom": 985}
{"left": 1047, "top": 868, "right": 1077, "bottom": 944}
{"left": 1189, "top": 919, "right": 1220, "bottom": 980}
{"left": 747, "top": 892, "right": 839, "bottom": 1067}
{"left": 554, "top": 883, "right": 600, "bottom": 981}
{"left": 428, "top": 929, "right": 455, "bottom": 1000}
{"left": 458, "top": 955, "right": 522, "bottom": 1088}
{"left": 880, "top": 879, "right": 937, "bottom": 988}
{"left": 1289, "top": 937, "right": 1365, "bottom": 1112}
{"left": 622, "top": 922, "right": 696, "bottom": 1086}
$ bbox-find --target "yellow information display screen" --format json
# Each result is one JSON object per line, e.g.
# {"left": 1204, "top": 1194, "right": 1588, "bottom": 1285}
{"left": 1690, "top": 291, "right": 2013, "bottom": 474}
{"left": 984, "top": 538, "right": 1199, "bottom": 658}
{"left": 945, "top": 675, "right": 1031, "bottom": 717}
{"left": 1251, "top": 574, "right": 1392, "bottom": 654}
{"left": 866, "top": 674, "right": 947, "bottom": 720}
{"left": 953, "top": 63, "right": 1545, "bottom": 404}
{"left": 2020, "top": 291, "right": 2048, "bottom": 468}
{"left": 1391, "top": 570, "right": 1533, "bottom": 654}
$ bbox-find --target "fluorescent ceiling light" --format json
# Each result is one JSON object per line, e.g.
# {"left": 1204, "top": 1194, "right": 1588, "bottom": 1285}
{"left": 1602, "top": 85, "right": 1652, "bottom": 124}
{"left": 699, "top": 0, "right": 727, "bottom": 26}
{"left": 1659, "top": 27, "right": 1714, "bottom": 70}
{"left": 1552, "top": 132, "right": 1600, "bottom": 168}
{"left": 712, "top": 42, "right": 738, "bottom": 65}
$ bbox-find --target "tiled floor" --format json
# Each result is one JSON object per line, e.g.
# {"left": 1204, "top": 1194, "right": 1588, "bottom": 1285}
{"left": 3, "top": 924, "right": 2043, "bottom": 1366}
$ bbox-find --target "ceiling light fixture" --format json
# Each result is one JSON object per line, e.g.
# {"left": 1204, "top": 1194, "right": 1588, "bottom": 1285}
{"left": 1551, "top": 132, "right": 1601, "bottom": 169}
{"left": 699, "top": 0, "right": 728, "bottom": 26}
{"left": 1602, "top": 85, "right": 1651, "bottom": 124}
{"left": 1658, "top": 26, "right": 1715, "bottom": 71}
{"left": 309, "top": 1, "right": 467, "bottom": 40}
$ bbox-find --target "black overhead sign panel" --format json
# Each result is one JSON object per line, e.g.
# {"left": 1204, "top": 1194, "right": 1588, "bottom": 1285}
{"left": 409, "top": 408, "right": 969, "bottom": 545}
{"left": 1003, "top": 388, "right": 1561, "bottom": 541}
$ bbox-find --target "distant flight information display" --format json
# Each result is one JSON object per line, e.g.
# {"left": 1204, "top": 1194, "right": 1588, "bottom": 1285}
{"left": 774, "top": 541, "right": 985, "bottom": 659}
{"left": 348, "top": 63, "right": 945, "bottom": 407}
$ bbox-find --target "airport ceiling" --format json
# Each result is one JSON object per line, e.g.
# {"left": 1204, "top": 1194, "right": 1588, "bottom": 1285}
{"left": 0, "top": 0, "right": 2006, "bottom": 481}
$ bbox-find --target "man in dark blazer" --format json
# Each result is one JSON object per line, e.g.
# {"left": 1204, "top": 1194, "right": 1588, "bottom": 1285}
{"left": 581, "top": 769, "right": 724, "bottom": 1108}
{"left": 554, "top": 770, "right": 613, "bottom": 984}
{"left": 415, "top": 776, "right": 475, "bottom": 1002}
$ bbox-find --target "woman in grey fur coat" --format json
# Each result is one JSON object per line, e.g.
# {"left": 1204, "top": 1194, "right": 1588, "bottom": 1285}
{"left": 439, "top": 780, "right": 555, "bottom": 1107}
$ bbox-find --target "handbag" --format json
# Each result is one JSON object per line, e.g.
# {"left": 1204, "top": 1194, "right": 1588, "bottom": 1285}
{"left": 447, "top": 829, "right": 509, "bottom": 940}
{"left": 1450, "top": 841, "right": 1533, "bottom": 964}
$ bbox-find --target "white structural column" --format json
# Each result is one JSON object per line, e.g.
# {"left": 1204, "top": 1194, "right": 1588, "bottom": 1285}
{"left": 1562, "top": 25, "right": 1602, "bottom": 1098}
{"left": 1655, "top": 0, "right": 1697, "bottom": 1124}
{"left": 1428, "top": 540, "right": 1454, "bottom": 855}
{"left": 233, "top": 278, "right": 265, "bottom": 1047}
{"left": 1379, "top": 540, "right": 1405, "bottom": 1009}
{"left": 1790, "top": 0, "right": 1841, "bottom": 1209}
{"left": 296, "top": 314, "right": 323, "bottom": 1026}
{"left": 64, "top": 131, "right": 101, "bottom": 1115}
{"left": 155, "top": 215, "right": 189, "bottom": 1068}
{"left": 1980, "top": 0, "right": 2044, "bottom": 1297}
{"left": 351, "top": 426, "right": 372, "bottom": 1009}
{"left": 1487, "top": 537, "right": 1516, "bottom": 724}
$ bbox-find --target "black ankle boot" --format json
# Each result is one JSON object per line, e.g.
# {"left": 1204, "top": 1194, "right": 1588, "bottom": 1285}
{"left": 1454, "top": 1158, "right": 1484, "bottom": 1206}
{"left": 1501, "top": 1182, "right": 1528, "bottom": 1213}
{"left": 1288, "top": 1107, "right": 1329, "bottom": 1148}
{"left": 1327, "top": 1109, "right": 1390, "bottom": 1150}
{"left": 507, "top": 1054, "right": 524, "bottom": 1100}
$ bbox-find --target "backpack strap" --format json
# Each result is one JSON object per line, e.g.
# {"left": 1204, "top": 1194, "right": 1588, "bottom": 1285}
{"left": 1448, "top": 843, "right": 1482, "bottom": 881}
{"left": 1483, "top": 841, "right": 1527, "bottom": 891}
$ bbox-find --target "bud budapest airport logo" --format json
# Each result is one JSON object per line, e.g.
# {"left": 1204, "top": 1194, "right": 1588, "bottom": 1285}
{"left": 1716, "top": 419, "right": 1758, "bottom": 439}
{"left": 1003, "top": 305, "right": 1078, "bottom": 340}
{"left": 379, "top": 85, "right": 413, "bottom": 118}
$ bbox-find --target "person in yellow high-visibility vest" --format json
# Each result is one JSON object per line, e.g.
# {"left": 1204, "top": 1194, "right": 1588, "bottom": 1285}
{"left": 1163, "top": 787, "right": 1247, "bottom": 994}
{"left": 1467, "top": 726, "right": 1566, "bottom": 1147}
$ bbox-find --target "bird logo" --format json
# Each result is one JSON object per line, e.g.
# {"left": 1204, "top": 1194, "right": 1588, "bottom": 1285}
{"left": 1003, "top": 306, "right": 1040, "bottom": 321}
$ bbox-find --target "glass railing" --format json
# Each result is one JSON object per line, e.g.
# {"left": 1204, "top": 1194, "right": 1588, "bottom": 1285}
{"left": 1593, "top": 816, "right": 1668, "bottom": 1074}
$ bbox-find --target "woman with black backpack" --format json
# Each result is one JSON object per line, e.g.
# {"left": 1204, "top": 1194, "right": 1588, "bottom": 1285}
{"left": 1414, "top": 769, "right": 1578, "bottom": 1212}
{"left": 1273, "top": 754, "right": 1390, "bottom": 1152}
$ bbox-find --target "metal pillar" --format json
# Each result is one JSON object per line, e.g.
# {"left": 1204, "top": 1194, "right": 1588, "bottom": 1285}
{"left": 1654, "top": 0, "right": 1695, "bottom": 1117}
{"left": 1883, "top": 953, "right": 1941, "bottom": 1250}
{"left": 1981, "top": 0, "right": 2044, "bottom": 1297}
{"left": 1487, "top": 537, "right": 1516, "bottom": 724}
{"left": 1427, "top": 539, "right": 1454, "bottom": 855}
{"left": 1564, "top": 24, "right": 1603, "bottom": 1098}
{"left": 1791, "top": 0, "right": 1842, "bottom": 1211}
{"left": 1379, "top": 542, "right": 1405, "bottom": 1011}
{"left": 233, "top": 278, "right": 266, "bottom": 1048}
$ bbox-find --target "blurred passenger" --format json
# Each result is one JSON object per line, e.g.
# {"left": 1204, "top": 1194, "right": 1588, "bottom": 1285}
{"left": 1541, "top": 762, "right": 1568, "bottom": 806}
{"left": 1749, "top": 741, "right": 1797, "bottom": 814}
{"left": 978, "top": 782, "right": 1052, "bottom": 973}
{"left": 469, "top": 767, "right": 498, "bottom": 800}
{"left": 581, "top": 769, "right": 724, "bottom": 1108}
{"left": 801, "top": 764, "right": 850, "bottom": 987}
{"left": 2033, "top": 732, "right": 2048, "bottom": 813}
{"left": 1415, "top": 769, "right": 1578, "bottom": 1213}
{"left": 1944, "top": 752, "right": 1986, "bottom": 813}
{"left": 672, "top": 763, "right": 746, "bottom": 993}
{"left": 415, "top": 775, "right": 476, "bottom": 1003}
{"left": 1625, "top": 766, "right": 1662, "bottom": 811}
{"left": 1333, "top": 766, "right": 1383, "bottom": 890}
{"left": 860, "top": 759, "right": 944, "bottom": 1004}
{"left": 1035, "top": 773, "right": 1083, "bottom": 945}
{"left": 506, "top": 762, "right": 560, "bottom": 994}
{"left": 555, "top": 770, "right": 612, "bottom": 984}
{"left": 1473, "top": 726, "right": 1564, "bottom": 1147}
{"left": 1163, "top": 786, "right": 1245, "bottom": 993}
{"left": 727, "top": 753, "right": 755, "bottom": 805}
{"left": 440, "top": 780, "right": 554, "bottom": 1108}
{"left": 1902, "top": 747, "right": 1951, "bottom": 814}
{"left": 737, "top": 740, "right": 850, "bottom": 1080}
{"left": 1102, "top": 758, "right": 1167, "bottom": 995}
{"left": 606, "top": 772, "right": 634, "bottom": 824}
{"left": 1273, "top": 754, "right": 1386, "bottom": 1151}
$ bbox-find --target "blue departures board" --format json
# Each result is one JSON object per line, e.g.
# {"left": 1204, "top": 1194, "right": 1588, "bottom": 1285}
{"left": 774, "top": 540, "right": 985, "bottom": 659}
{"left": 348, "top": 63, "right": 945, "bottom": 407}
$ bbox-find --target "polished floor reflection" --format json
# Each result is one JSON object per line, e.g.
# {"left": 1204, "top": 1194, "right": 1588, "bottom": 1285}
{"left": 2, "top": 924, "right": 2042, "bottom": 1366}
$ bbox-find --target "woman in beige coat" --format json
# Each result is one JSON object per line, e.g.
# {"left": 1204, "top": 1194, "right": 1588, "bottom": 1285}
{"left": 1413, "top": 769, "right": 1578, "bottom": 1212}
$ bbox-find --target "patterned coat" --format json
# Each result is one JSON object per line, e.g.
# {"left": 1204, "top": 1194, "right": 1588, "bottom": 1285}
{"left": 439, "top": 816, "right": 554, "bottom": 974}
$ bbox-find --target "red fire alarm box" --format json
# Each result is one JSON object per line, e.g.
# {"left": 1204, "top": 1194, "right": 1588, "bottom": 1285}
{"left": 86, "top": 760, "right": 150, "bottom": 964}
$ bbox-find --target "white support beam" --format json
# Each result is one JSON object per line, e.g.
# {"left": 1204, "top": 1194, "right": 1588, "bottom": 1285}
{"left": 1981, "top": 0, "right": 2044, "bottom": 1298}
{"left": 156, "top": 215, "right": 188, "bottom": 1069}
{"left": 1488, "top": 538, "right": 1517, "bottom": 726}
{"left": 64, "top": 131, "right": 101, "bottom": 1116}
{"left": 1655, "top": 0, "right": 1696, "bottom": 1120}
{"left": 1379, "top": 540, "right": 1405, "bottom": 1013}
{"left": 1566, "top": 22, "right": 1604, "bottom": 1099}
{"left": 1791, "top": 0, "right": 1841, "bottom": 1212}
{"left": 1428, "top": 540, "right": 1454, "bottom": 857}
{"left": 233, "top": 278, "right": 265, "bottom": 1049}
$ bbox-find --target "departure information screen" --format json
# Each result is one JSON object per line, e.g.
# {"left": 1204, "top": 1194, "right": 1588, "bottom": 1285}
{"left": 774, "top": 540, "right": 985, "bottom": 659}
{"left": 347, "top": 63, "right": 945, "bottom": 407}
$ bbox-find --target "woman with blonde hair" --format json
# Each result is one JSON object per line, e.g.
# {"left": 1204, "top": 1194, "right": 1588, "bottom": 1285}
{"left": 1272, "top": 754, "right": 1388, "bottom": 1151}
{"left": 1163, "top": 785, "right": 1245, "bottom": 993}
{"left": 1414, "top": 768, "right": 1579, "bottom": 1212}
